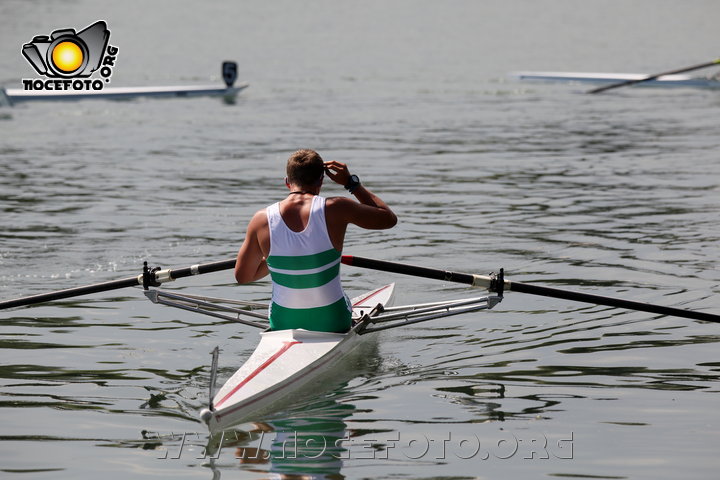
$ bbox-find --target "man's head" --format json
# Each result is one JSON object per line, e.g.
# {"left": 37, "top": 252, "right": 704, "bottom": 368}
{"left": 286, "top": 149, "right": 324, "bottom": 188}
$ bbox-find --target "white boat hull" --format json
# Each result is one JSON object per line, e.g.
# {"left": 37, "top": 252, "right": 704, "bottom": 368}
{"left": 510, "top": 71, "right": 720, "bottom": 89}
{"left": 204, "top": 284, "right": 395, "bottom": 431}
{"left": 2, "top": 82, "right": 249, "bottom": 104}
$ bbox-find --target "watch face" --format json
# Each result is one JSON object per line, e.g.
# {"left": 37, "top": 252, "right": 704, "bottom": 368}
{"left": 345, "top": 174, "right": 360, "bottom": 192}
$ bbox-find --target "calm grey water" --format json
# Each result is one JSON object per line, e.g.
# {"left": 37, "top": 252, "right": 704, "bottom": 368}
{"left": 1, "top": 1, "right": 719, "bottom": 478}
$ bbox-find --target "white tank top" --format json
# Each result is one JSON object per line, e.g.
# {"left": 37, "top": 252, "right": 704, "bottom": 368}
{"left": 265, "top": 195, "right": 351, "bottom": 332}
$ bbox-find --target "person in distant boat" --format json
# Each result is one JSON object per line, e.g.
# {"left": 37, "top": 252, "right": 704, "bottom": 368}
{"left": 234, "top": 149, "right": 397, "bottom": 333}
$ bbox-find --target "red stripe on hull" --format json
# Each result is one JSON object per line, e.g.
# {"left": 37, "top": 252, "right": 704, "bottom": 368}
{"left": 352, "top": 284, "right": 392, "bottom": 307}
{"left": 214, "top": 340, "right": 301, "bottom": 408}
{"left": 213, "top": 340, "right": 350, "bottom": 424}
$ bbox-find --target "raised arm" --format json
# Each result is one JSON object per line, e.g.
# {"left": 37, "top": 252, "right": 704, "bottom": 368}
{"left": 324, "top": 160, "right": 397, "bottom": 230}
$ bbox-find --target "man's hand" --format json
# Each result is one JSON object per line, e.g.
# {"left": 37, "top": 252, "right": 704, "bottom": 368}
{"left": 324, "top": 161, "right": 351, "bottom": 187}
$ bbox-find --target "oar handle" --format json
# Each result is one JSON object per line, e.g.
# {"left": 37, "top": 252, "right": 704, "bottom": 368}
{"left": 341, "top": 255, "right": 720, "bottom": 324}
{"left": 158, "top": 259, "right": 237, "bottom": 282}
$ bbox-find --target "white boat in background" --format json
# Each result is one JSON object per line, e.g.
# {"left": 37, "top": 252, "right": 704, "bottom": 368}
{"left": 145, "top": 283, "right": 501, "bottom": 432}
{"left": 510, "top": 71, "right": 720, "bottom": 89}
{"left": 3, "top": 82, "right": 248, "bottom": 104}
{"left": 1, "top": 61, "right": 248, "bottom": 105}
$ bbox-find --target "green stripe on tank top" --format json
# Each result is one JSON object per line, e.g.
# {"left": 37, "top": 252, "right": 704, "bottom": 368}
{"left": 269, "top": 297, "right": 352, "bottom": 333}
{"left": 269, "top": 262, "right": 341, "bottom": 289}
{"left": 267, "top": 248, "right": 340, "bottom": 271}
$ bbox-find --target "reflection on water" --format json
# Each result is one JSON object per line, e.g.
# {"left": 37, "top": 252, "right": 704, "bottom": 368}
{"left": 208, "top": 402, "right": 355, "bottom": 479}
{"left": 198, "top": 340, "right": 383, "bottom": 477}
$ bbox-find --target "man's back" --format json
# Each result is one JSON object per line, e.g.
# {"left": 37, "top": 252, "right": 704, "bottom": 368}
{"left": 234, "top": 150, "right": 396, "bottom": 332}
{"left": 265, "top": 195, "right": 351, "bottom": 332}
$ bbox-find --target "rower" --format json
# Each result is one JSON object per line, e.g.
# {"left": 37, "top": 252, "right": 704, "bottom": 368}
{"left": 233, "top": 149, "right": 397, "bottom": 333}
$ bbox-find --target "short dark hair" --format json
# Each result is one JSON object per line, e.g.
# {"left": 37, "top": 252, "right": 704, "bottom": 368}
{"left": 286, "top": 149, "right": 324, "bottom": 187}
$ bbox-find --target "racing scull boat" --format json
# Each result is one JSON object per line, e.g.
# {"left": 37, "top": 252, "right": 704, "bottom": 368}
{"left": 2, "top": 254, "right": 716, "bottom": 431}
{"left": 510, "top": 71, "right": 720, "bottom": 89}
{"left": 145, "top": 283, "right": 501, "bottom": 431}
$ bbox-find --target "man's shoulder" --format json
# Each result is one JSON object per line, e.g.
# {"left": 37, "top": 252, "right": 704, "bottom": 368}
{"left": 324, "top": 196, "right": 353, "bottom": 207}
{"left": 324, "top": 196, "right": 358, "bottom": 225}
{"left": 324, "top": 196, "right": 356, "bottom": 212}
{"left": 249, "top": 208, "right": 269, "bottom": 226}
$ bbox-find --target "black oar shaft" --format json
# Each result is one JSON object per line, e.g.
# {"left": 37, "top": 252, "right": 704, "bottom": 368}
{"left": 0, "top": 276, "right": 141, "bottom": 310}
{"left": 0, "top": 258, "right": 237, "bottom": 310}
{"left": 507, "top": 281, "right": 719, "bottom": 323}
{"left": 342, "top": 255, "right": 720, "bottom": 324}
{"left": 342, "top": 255, "right": 477, "bottom": 286}
{"left": 587, "top": 58, "right": 720, "bottom": 94}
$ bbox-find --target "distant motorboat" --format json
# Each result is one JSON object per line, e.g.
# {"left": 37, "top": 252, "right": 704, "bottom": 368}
{"left": 1, "top": 61, "right": 248, "bottom": 105}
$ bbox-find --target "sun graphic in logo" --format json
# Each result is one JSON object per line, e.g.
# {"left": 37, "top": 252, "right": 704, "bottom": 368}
{"left": 51, "top": 41, "right": 84, "bottom": 73}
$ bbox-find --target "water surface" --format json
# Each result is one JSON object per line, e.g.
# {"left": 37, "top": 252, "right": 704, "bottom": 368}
{"left": 1, "top": 1, "right": 719, "bottom": 478}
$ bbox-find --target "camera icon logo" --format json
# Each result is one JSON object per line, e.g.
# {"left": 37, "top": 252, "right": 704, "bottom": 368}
{"left": 22, "top": 21, "right": 110, "bottom": 78}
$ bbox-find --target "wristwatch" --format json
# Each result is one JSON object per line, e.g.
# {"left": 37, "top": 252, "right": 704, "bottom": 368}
{"left": 344, "top": 174, "right": 361, "bottom": 194}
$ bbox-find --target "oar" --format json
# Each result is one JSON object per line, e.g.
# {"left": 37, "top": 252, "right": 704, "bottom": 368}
{"left": 587, "top": 58, "right": 720, "bottom": 94}
{"left": 0, "top": 258, "right": 236, "bottom": 310}
{"left": 341, "top": 255, "right": 720, "bottom": 323}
